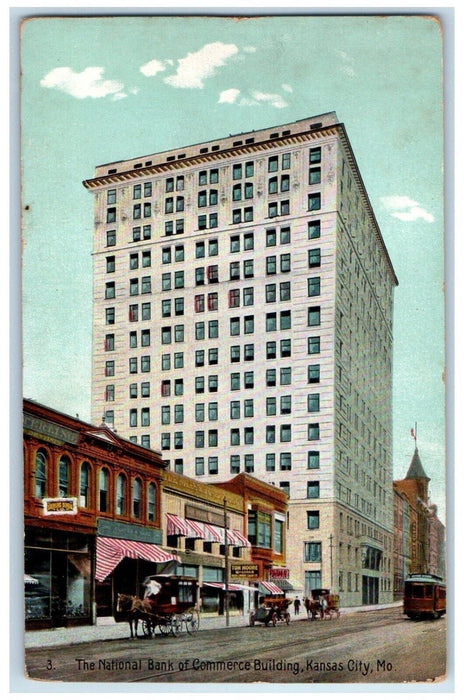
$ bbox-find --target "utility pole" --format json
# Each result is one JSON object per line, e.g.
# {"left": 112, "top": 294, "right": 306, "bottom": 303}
{"left": 224, "top": 497, "right": 229, "bottom": 627}
{"left": 329, "top": 534, "right": 334, "bottom": 590}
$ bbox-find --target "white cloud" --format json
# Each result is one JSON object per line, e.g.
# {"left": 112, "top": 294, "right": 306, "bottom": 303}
{"left": 164, "top": 42, "right": 239, "bottom": 89}
{"left": 40, "top": 67, "right": 124, "bottom": 99}
{"left": 218, "top": 88, "right": 241, "bottom": 104}
{"left": 243, "top": 46, "right": 257, "bottom": 53}
{"left": 140, "top": 59, "right": 168, "bottom": 77}
{"left": 218, "top": 88, "right": 289, "bottom": 109}
{"left": 251, "top": 90, "right": 289, "bottom": 108}
{"left": 381, "top": 195, "right": 419, "bottom": 210}
{"left": 391, "top": 207, "right": 435, "bottom": 223}
{"left": 380, "top": 195, "right": 434, "bottom": 223}
{"left": 282, "top": 84, "right": 293, "bottom": 93}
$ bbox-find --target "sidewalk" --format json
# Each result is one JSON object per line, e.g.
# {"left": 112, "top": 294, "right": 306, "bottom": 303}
{"left": 24, "top": 602, "right": 401, "bottom": 649}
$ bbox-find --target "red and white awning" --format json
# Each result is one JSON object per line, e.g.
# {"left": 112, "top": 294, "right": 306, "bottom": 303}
{"left": 96, "top": 537, "right": 178, "bottom": 582}
{"left": 203, "top": 523, "right": 222, "bottom": 543}
{"left": 166, "top": 513, "right": 190, "bottom": 536}
{"left": 185, "top": 519, "right": 205, "bottom": 539}
{"left": 231, "top": 530, "right": 251, "bottom": 547}
{"left": 259, "top": 580, "right": 284, "bottom": 595}
{"left": 202, "top": 582, "right": 247, "bottom": 592}
{"left": 166, "top": 514, "right": 207, "bottom": 539}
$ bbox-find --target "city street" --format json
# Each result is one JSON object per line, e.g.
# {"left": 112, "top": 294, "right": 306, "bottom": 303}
{"left": 24, "top": 607, "right": 446, "bottom": 685}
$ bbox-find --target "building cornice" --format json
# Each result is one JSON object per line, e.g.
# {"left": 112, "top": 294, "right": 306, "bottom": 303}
{"left": 82, "top": 125, "right": 339, "bottom": 190}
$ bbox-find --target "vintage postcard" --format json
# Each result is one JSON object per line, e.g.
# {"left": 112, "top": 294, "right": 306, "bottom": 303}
{"left": 16, "top": 10, "right": 450, "bottom": 692}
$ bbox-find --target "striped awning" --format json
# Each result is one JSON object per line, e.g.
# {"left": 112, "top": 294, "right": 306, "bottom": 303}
{"left": 203, "top": 523, "right": 222, "bottom": 543}
{"left": 96, "top": 537, "right": 178, "bottom": 582}
{"left": 231, "top": 530, "right": 251, "bottom": 547}
{"left": 259, "top": 580, "right": 284, "bottom": 595}
{"left": 166, "top": 514, "right": 206, "bottom": 539}
{"left": 202, "top": 582, "right": 246, "bottom": 592}
{"left": 202, "top": 524, "right": 250, "bottom": 547}
{"left": 166, "top": 513, "right": 190, "bottom": 536}
{"left": 185, "top": 519, "right": 205, "bottom": 539}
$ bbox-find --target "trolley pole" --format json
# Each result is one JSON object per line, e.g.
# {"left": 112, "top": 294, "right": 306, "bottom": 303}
{"left": 224, "top": 497, "right": 229, "bottom": 627}
{"left": 329, "top": 534, "right": 334, "bottom": 590}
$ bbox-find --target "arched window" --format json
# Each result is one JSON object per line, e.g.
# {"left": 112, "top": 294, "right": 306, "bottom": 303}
{"left": 116, "top": 473, "right": 127, "bottom": 515}
{"left": 34, "top": 449, "right": 47, "bottom": 498}
{"left": 79, "top": 462, "right": 91, "bottom": 508}
{"left": 132, "top": 478, "right": 142, "bottom": 519}
{"left": 58, "top": 456, "right": 70, "bottom": 497}
{"left": 99, "top": 468, "right": 109, "bottom": 512}
{"left": 147, "top": 483, "right": 156, "bottom": 522}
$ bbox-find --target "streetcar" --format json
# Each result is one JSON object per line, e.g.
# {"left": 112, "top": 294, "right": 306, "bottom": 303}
{"left": 403, "top": 573, "right": 446, "bottom": 620}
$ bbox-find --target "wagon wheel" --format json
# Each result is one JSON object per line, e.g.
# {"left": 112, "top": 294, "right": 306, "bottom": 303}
{"left": 170, "top": 614, "right": 182, "bottom": 637}
{"left": 184, "top": 608, "right": 200, "bottom": 635}
{"left": 141, "top": 619, "right": 153, "bottom": 638}
{"left": 158, "top": 618, "right": 171, "bottom": 637}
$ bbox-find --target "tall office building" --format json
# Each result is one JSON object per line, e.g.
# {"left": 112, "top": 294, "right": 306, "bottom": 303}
{"left": 84, "top": 112, "right": 398, "bottom": 605}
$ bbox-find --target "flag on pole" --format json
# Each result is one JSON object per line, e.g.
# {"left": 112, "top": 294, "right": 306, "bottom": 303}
{"left": 410, "top": 428, "right": 416, "bottom": 440}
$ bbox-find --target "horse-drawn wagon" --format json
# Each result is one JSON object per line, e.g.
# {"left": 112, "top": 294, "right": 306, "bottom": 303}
{"left": 304, "top": 589, "right": 340, "bottom": 620}
{"left": 117, "top": 574, "right": 200, "bottom": 638}
{"left": 249, "top": 596, "right": 291, "bottom": 626}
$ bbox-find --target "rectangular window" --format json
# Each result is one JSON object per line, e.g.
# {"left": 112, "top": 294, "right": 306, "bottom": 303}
{"left": 243, "top": 287, "right": 254, "bottom": 306}
{"left": 266, "top": 454, "right": 276, "bottom": 472}
{"left": 308, "top": 220, "right": 321, "bottom": 239}
{"left": 308, "top": 393, "right": 320, "bottom": 412}
{"left": 280, "top": 452, "right": 291, "bottom": 470}
{"left": 308, "top": 336, "right": 321, "bottom": 354}
{"left": 308, "top": 450, "right": 320, "bottom": 469}
{"left": 308, "top": 364, "right": 320, "bottom": 383}
{"left": 307, "top": 481, "right": 320, "bottom": 498}
{"left": 309, "top": 167, "right": 321, "bottom": 184}
{"left": 308, "top": 306, "right": 321, "bottom": 327}
{"left": 230, "top": 455, "right": 240, "bottom": 474}
{"left": 308, "top": 423, "right": 320, "bottom": 440}
{"left": 308, "top": 193, "right": 321, "bottom": 211}
{"left": 208, "top": 456, "right": 218, "bottom": 475}
{"left": 310, "top": 147, "right": 321, "bottom": 164}
{"left": 308, "top": 277, "right": 321, "bottom": 297}
{"left": 309, "top": 248, "right": 321, "bottom": 268}
{"left": 195, "top": 458, "right": 205, "bottom": 476}
{"left": 304, "top": 542, "right": 322, "bottom": 562}
{"left": 106, "top": 230, "right": 116, "bottom": 246}
{"left": 307, "top": 511, "right": 320, "bottom": 529}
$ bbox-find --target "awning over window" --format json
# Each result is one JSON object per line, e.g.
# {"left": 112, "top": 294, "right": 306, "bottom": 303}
{"left": 185, "top": 519, "right": 205, "bottom": 539}
{"left": 167, "top": 515, "right": 250, "bottom": 547}
{"left": 203, "top": 523, "right": 222, "bottom": 543}
{"left": 231, "top": 530, "right": 251, "bottom": 547}
{"left": 259, "top": 580, "right": 284, "bottom": 595}
{"left": 166, "top": 513, "right": 190, "bottom": 536}
{"left": 96, "top": 537, "right": 178, "bottom": 582}
{"left": 24, "top": 574, "right": 39, "bottom": 585}
{"left": 202, "top": 582, "right": 248, "bottom": 592}
{"left": 166, "top": 514, "right": 208, "bottom": 539}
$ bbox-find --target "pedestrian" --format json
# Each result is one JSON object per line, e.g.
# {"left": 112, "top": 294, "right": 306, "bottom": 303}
{"left": 293, "top": 596, "right": 301, "bottom": 615}
{"left": 321, "top": 595, "right": 328, "bottom": 619}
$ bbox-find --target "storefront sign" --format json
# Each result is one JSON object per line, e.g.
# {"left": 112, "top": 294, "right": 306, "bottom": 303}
{"left": 230, "top": 563, "right": 259, "bottom": 580}
{"left": 24, "top": 413, "right": 79, "bottom": 446}
{"left": 269, "top": 567, "right": 289, "bottom": 579}
{"left": 42, "top": 497, "right": 78, "bottom": 515}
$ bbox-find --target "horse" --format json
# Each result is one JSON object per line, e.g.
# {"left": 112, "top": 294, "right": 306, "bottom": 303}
{"left": 303, "top": 596, "right": 323, "bottom": 620}
{"left": 116, "top": 593, "right": 151, "bottom": 639}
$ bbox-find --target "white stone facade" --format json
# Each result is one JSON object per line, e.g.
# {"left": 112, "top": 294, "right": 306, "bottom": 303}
{"left": 85, "top": 112, "right": 397, "bottom": 606}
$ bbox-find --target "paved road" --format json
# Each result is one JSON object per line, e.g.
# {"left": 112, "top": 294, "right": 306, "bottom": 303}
{"left": 25, "top": 608, "right": 446, "bottom": 685}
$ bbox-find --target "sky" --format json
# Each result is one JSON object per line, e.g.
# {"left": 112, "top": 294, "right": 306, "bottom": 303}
{"left": 18, "top": 12, "right": 448, "bottom": 520}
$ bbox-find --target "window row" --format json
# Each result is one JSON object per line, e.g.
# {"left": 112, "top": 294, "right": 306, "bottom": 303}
{"left": 106, "top": 218, "right": 322, "bottom": 252}
{"left": 32, "top": 450, "right": 157, "bottom": 521}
